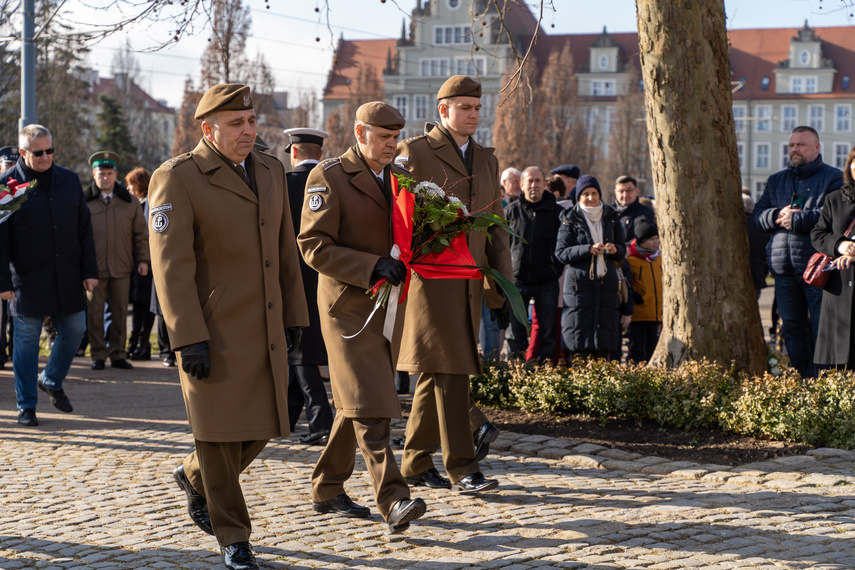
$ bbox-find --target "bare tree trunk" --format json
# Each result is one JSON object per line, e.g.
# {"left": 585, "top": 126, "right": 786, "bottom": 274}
{"left": 636, "top": 0, "right": 766, "bottom": 374}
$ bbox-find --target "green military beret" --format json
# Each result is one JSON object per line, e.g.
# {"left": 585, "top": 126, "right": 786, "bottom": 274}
{"left": 436, "top": 75, "right": 482, "bottom": 100}
{"left": 356, "top": 101, "right": 406, "bottom": 130}
{"left": 89, "top": 151, "right": 119, "bottom": 169}
{"left": 195, "top": 83, "right": 254, "bottom": 120}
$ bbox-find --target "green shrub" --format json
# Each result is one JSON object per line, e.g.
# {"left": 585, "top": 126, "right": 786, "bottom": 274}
{"left": 471, "top": 357, "right": 855, "bottom": 450}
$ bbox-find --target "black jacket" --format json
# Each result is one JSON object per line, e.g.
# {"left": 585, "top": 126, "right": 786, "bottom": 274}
{"left": 504, "top": 191, "right": 563, "bottom": 284}
{"left": 0, "top": 159, "right": 98, "bottom": 317}
{"left": 555, "top": 204, "right": 626, "bottom": 352}
{"left": 614, "top": 199, "right": 655, "bottom": 244}
{"left": 286, "top": 161, "right": 327, "bottom": 365}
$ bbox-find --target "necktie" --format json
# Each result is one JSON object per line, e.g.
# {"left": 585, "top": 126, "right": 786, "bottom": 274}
{"left": 104, "top": 196, "right": 111, "bottom": 206}
{"left": 236, "top": 164, "right": 250, "bottom": 186}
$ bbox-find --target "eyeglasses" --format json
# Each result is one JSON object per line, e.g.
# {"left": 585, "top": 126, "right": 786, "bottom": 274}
{"left": 24, "top": 147, "right": 55, "bottom": 157}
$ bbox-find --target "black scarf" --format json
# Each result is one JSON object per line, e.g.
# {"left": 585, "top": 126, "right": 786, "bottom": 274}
{"left": 20, "top": 157, "right": 53, "bottom": 190}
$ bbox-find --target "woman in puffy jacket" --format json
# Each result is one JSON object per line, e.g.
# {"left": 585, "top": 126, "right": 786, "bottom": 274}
{"left": 554, "top": 175, "right": 626, "bottom": 360}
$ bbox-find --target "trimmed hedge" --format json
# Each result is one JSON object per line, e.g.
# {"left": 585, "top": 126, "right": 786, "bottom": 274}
{"left": 470, "top": 358, "right": 855, "bottom": 450}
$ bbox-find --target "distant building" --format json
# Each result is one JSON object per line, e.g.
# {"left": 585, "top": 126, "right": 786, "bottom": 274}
{"left": 321, "top": 2, "right": 855, "bottom": 199}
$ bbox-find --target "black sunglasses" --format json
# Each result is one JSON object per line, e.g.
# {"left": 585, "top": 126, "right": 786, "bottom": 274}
{"left": 25, "top": 147, "right": 55, "bottom": 157}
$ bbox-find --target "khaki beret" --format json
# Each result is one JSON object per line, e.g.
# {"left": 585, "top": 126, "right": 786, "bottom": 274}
{"left": 89, "top": 151, "right": 119, "bottom": 169}
{"left": 356, "top": 101, "right": 405, "bottom": 130}
{"left": 195, "top": 83, "right": 254, "bottom": 120}
{"left": 437, "top": 75, "right": 482, "bottom": 100}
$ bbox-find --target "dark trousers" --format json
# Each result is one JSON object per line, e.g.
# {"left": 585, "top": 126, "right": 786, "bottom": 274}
{"left": 506, "top": 280, "right": 559, "bottom": 361}
{"left": 774, "top": 274, "right": 822, "bottom": 378}
{"left": 629, "top": 321, "right": 660, "bottom": 363}
{"left": 156, "top": 315, "right": 172, "bottom": 354}
{"left": 129, "top": 302, "right": 155, "bottom": 347}
{"left": 287, "top": 365, "right": 334, "bottom": 433}
{"left": 184, "top": 438, "right": 268, "bottom": 547}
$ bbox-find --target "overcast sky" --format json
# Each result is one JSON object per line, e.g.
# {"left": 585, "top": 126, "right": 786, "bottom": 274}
{"left": 44, "top": 0, "right": 855, "bottom": 108}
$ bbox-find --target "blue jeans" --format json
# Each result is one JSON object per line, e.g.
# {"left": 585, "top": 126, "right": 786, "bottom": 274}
{"left": 506, "top": 280, "right": 559, "bottom": 361}
{"left": 774, "top": 275, "right": 822, "bottom": 378}
{"left": 479, "top": 297, "right": 504, "bottom": 357}
{"left": 13, "top": 311, "right": 85, "bottom": 410}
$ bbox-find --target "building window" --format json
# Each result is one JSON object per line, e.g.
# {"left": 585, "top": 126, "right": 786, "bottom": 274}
{"left": 791, "top": 76, "right": 818, "bottom": 94}
{"left": 755, "top": 105, "right": 772, "bottom": 132}
{"left": 433, "top": 25, "right": 471, "bottom": 45}
{"left": 782, "top": 143, "right": 790, "bottom": 169}
{"left": 733, "top": 105, "right": 746, "bottom": 132}
{"left": 591, "top": 80, "right": 615, "bottom": 97}
{"left": 761, "top": 77, "right": 770, "bottom": 90}
{"left": 419, "top": 58, "right": 449, "bottom": 76}
{"left": 481, "top": 93, "right": 492, "bottom": 119}
{"left": 836, "top": 105, "right": 852, "bottom": 132}
{"left": 395, "top": 96, "right": 408, "bottom": 120}
{"left": 835, "top": 143, "right": 851, "bottom": 169}
{"left": 755, "top": 143, "right": 770, "bottom": 170}
{"left": 806, "top": 77, "right": 817, "bottom": 93}
{"left": 447, "top": 0, "right": 460, "bottom": 9}
{"left": 800, "top": 50, "right": 810, "bottom": 65}
{"left": 781, "top": 105, "right": 798, "bottom": 132}
{"left": 415, "top": 95, "right": 428, "bottom": 120}
{"left": 755, "top": 181, "right": 766, "bottom": 199}
{"left": 455, "top": 57, "right": 485, "bottom": 76}
{"left": 737, "top": 142, "right": 745, "bottom": 170}
{"left": 605, "top": 107, "right": 617, "bottom": 132}
{"left": 844, "top": 76, "right": 851, "bottom": 90}
{"left": 791, "top": 77, "right": 802, "bottom": 93}
{"left": 809, "top": 105, "right": 825, "bottom": 131}
{"left": 586, "top": 107, "right": 599, "bottom": 131}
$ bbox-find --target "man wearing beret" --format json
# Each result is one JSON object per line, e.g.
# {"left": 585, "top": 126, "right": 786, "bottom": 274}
{"left": 84, "top": 151, "right": 149, "bottom": 371}
{"left": 299, "top": 101, "right": 427, "bottom": 533}
{"left": 550, "top": 164, "right": 580, "bottom": 202}
{"left": 0, "top": 146, "right": 17, "bottom": 172}
{"left": 395, "top": 75, "right": 513, "bottom": 493}
{"left": 283, "top": 127, "right": 335, "bottom": 446}
{"left": 148, "top": 83, "right": 309, "bottom": 570}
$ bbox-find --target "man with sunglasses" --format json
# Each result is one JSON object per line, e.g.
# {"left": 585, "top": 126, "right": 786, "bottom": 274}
{"left": 0, "top": 125, "right": 98, "bottom": 427}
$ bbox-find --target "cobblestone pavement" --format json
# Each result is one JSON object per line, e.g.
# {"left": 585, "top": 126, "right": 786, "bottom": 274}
{"left": 2, "top": 360, "right": 855, "bottom": 569}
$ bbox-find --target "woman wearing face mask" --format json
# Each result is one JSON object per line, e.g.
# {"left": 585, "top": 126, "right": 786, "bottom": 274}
{"left": 554, "top": 175, "right": 626, "bottom": 361}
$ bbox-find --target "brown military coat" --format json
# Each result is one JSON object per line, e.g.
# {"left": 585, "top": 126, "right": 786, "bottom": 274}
{"left": 84, "top": 181, "right": 149, "bottom": 278}
{"left": 298, "top": 147, "right": 406, "bottom": 419}
{"left": 148, "top": 139, "right": 309, "bottom": 442}
{"left": 395, "top": 125, "right": 512, "bottom": 376}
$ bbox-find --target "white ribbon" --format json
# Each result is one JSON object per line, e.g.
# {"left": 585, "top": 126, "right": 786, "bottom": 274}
{"left": 341, "top": 245, "right": 402, "bottom": 341}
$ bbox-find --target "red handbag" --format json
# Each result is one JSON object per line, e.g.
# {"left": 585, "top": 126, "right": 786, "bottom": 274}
{"left": 803, "top": 216, "right": 855, "bottom": 287}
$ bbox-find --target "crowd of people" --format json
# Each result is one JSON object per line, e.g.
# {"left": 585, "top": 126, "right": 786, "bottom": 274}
{"left": 5, "top": 74, "right": 855, "bottom": 570}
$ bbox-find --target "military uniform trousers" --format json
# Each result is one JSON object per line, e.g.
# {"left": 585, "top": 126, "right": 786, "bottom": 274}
{"left": 86, "top": 276, "right": 130, "bottom": 363}
{"left": 312, "top": 413, "right": 409, "bottom": 520}
{"left": 183, "top": 438, "right": 268, "bottom": 547}
{"left": 402, "top": 373, "right": 480, "bottom": 483}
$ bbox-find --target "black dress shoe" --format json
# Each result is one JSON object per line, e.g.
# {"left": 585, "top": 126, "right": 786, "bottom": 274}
{"left": 386, "top": 497, "right": 427, "bottom": 533}
{"left": 111, "top": 359, "right": 134, "bottom": 369}
{"left": 452, "top": 472, "right": 498, "bottom": 494}
{"left": 91, "top": 359, "right": 105, "bottom": 370}
{"left": 172, "top": 464, "right": 214, "bottom": 535}
{"left": 299, "top": 430, "right": 330, "bottom": 445}
{"left": 312, "top": 493, "right": 371, "bottom": 518}
{"left": 474, "top": 422, "right": 501, "bottom": 462}
{"left": 405, "top": 468, "right": 451, "bottom": 489}
{"left": 162, "top": 353, "right": 176, "bottom": 367}
{"left": 391, "top": 436, "right": 406, "bottom": 449}
{"left": 37, "top": 380, "right": 73, "bottom": 413}
{"left": 221, "top": 542, "right": 258, "bottom": 570}
{"left": 17, "top": 408, "right": 38, "bottom": 426}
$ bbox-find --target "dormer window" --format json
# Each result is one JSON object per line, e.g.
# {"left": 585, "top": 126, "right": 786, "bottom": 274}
{"left": 761, "top": 77, "right": 770, "bottom": 90}
{"left": 447, "top": 0, "right": 460, "bottom": 9}
{"left": 799, "top": 50, "right": 810, "bottom": 65}
{"left": 598, "top": 55, "right": 609, "bottom": 70}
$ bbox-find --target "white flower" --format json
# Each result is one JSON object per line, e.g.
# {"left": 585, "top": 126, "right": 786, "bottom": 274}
{"left": 415, "top": 181, "right": 445, "bottom": 198}
{"left": 448, "top": 195, "right": 469, "bottom": 216}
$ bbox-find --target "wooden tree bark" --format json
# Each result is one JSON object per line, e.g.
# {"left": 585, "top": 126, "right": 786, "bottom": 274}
{"left": 636, "top": 0, "right": 766, "bottom": 374}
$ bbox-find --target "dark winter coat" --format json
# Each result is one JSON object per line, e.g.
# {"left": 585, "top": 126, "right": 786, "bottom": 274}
{"left": 810, "top": 188, "right": 855, "bottom": 365}
{"left": 555, "top": 204, "right": 626, "bottom": 352}
{"left": 0, "top": 160, "right": 98, "bottom": 317}
{"left": 504, "top": 190, "right": 563, "bottom": 284}
{"left": 287, "top": 161, "right": 327, "bottom": 366}
{"left": 614, "top": 199, "right": 655, "bottom": 244}
{"left": 753, "top": 155, "right": 842, "bottom": 276}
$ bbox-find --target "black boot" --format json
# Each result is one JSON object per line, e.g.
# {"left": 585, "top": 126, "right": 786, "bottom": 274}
{"left": 132, "top": 340, "right": 151, "bottom": 361}
{"left": 126, "top": 331, "right": 139, "bottom": 359}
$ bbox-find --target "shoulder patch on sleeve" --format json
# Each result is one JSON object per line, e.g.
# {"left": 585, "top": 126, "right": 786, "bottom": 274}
{"left": 319, "top": 158, "right": 341, "bottom": 171}
{"left": 307, "top": 185, "right": 327, "bottom": 194}
{"left": 394, "top": 155, "right": 409, "bottom": 168}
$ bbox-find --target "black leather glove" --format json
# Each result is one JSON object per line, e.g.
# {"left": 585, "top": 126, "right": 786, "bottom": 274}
{"left": 179, "top": 342, "right": 211, "bottom": 380}
{"left": 490, "top": 299, "right": 511, "bottom": 330}
{"left": 285, "top": 327, "right": 302, "bottom": 355}
{"left": 371, "top": 257, "right": 407, "bottom": 286}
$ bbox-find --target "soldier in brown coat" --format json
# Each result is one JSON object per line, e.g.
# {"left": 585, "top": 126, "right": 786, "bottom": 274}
{"left": 148, "top": 84, "right": 309, "bottom": 570}
{"left": 395, "top": 76, "right": 513, "bottom": 494}
{"left": 298, "top": 101, "right": 427, "bottom": 534}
